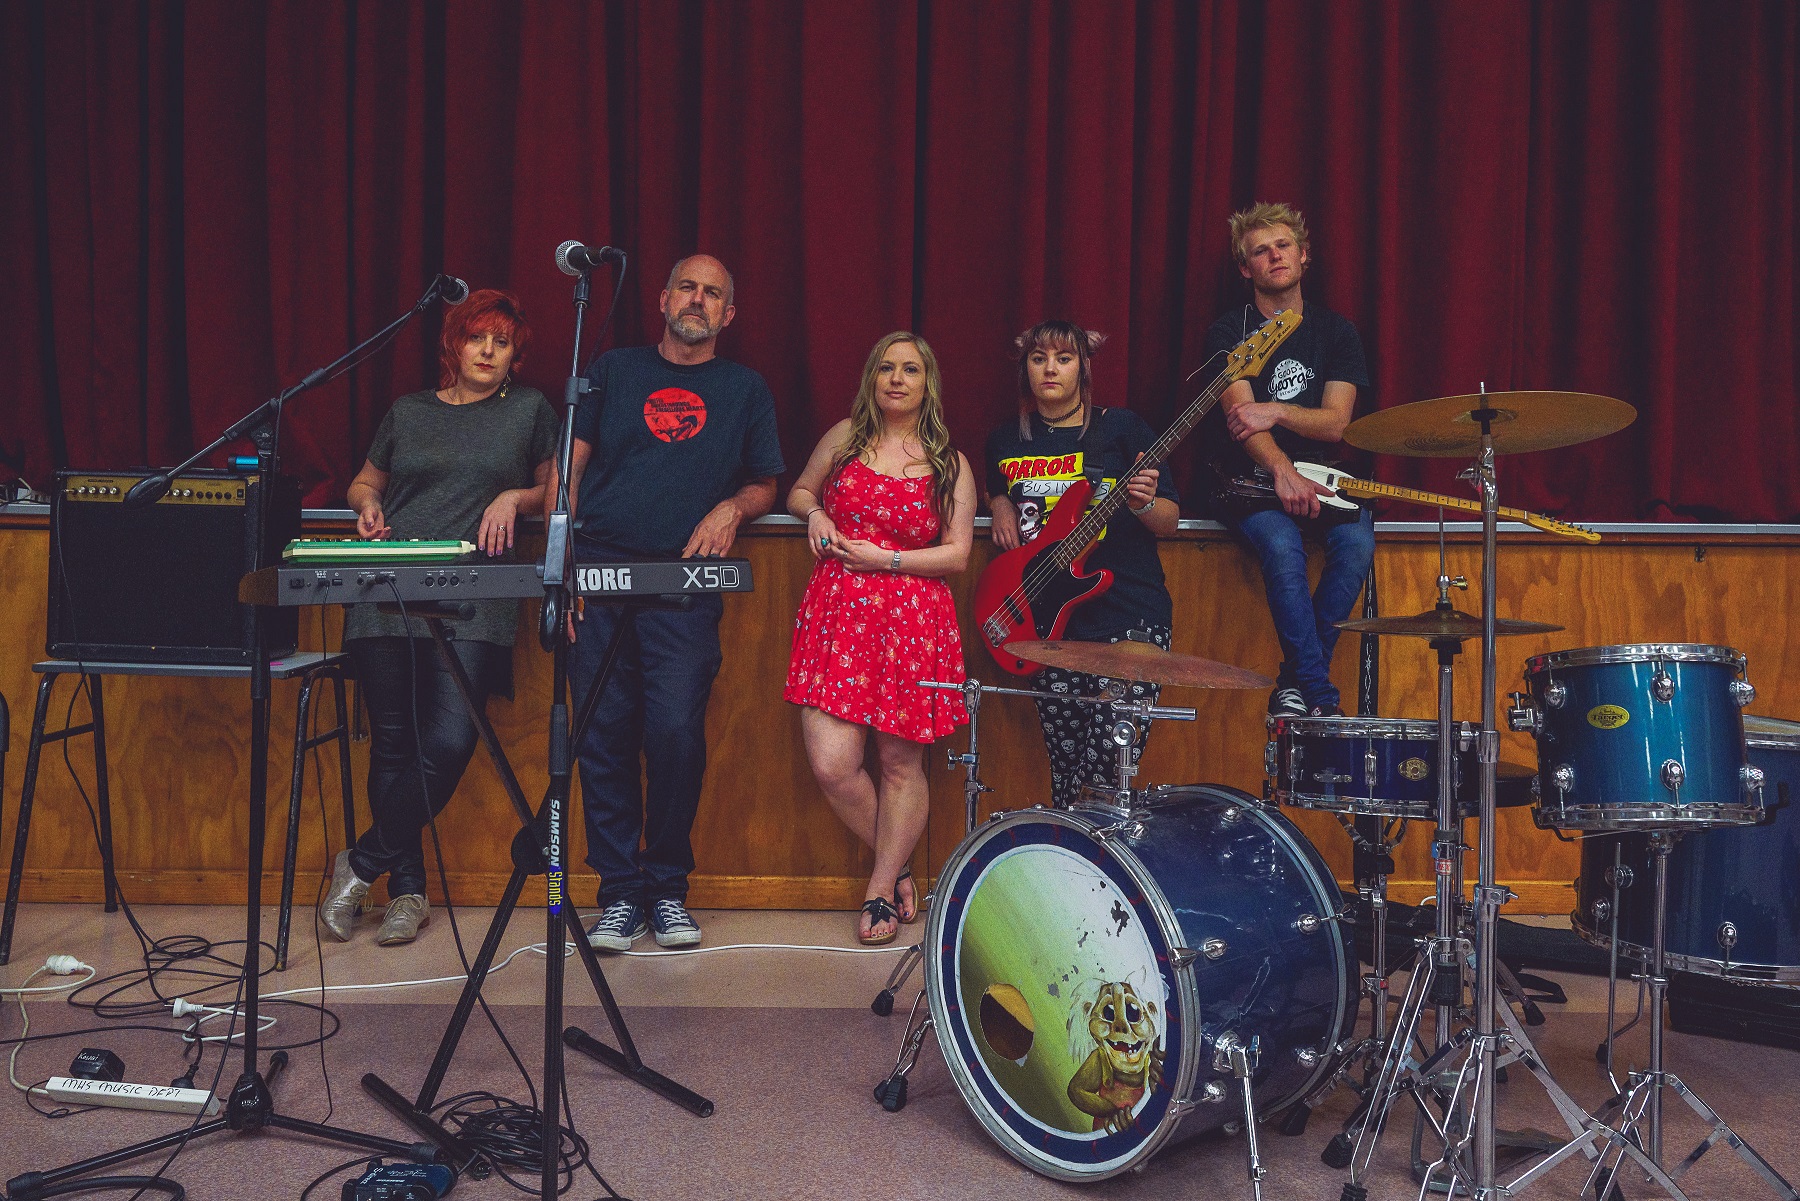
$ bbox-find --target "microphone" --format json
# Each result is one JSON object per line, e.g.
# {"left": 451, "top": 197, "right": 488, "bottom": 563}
{"left": 437, "top": 275, "right": 470, "bottom": 305}
{"left": 556, "top": 240, "right": 625, "bottom": 275}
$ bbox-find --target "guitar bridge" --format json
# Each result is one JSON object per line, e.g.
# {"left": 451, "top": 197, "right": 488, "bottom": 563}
{"left": 982, "top": 616, "right": 1010, "bottom": 646}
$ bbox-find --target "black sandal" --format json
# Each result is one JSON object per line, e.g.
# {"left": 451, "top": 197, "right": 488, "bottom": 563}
{"left": 859, "top": 895, "right": 899, "bottom": 946}
{"left": 894, "top": 868, "right": 920, "bottom": 925}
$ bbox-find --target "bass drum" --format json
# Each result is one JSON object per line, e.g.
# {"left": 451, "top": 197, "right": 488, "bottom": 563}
{"left": 922, "top": 784, "right": 1355, "bottom": 1181}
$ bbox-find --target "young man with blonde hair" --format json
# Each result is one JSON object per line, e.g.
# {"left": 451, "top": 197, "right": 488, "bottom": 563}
{"left": 1204, "top": 202, "right": 1373, "bottom": 718}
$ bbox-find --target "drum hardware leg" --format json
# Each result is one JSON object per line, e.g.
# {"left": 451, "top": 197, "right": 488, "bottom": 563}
{"left": 873, "top": 990, "right": 935, "bottom": 1114}
{"left": 1222, "top": 1036, "right": 1266, "bottom": 1201}
{"left": 876, "top": 678, "right": 987, "bottom": 1017}
{"left": 1597, "top": 834, "right": 1800, "bottom": 1200}
{"left": 872, "top": 944, "right": 922, "bottom": 1017}
{"left": 1337, "top": 937, "right": 1450, "bottom": 1180}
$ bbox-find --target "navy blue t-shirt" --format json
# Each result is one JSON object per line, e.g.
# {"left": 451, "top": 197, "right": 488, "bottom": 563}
{"left": 573, "top": 345, "right": 785, "bottom": 557}
{"left": 1202, "top": 301, "right": 1370, "bottom": 479}
{"left": 984, "top": 407, "right": 1177, "bottom": 641}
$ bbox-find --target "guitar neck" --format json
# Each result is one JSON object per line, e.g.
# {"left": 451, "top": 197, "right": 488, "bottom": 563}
{"left": 1331, "top": 477, "right": 1597, "bottom": 541}
{"left": 1048, "top": 375, "right": 1226, "bottom": 569}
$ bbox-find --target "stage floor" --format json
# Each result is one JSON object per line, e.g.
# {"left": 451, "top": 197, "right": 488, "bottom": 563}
{"left": 2, "top": 902, "right": 1796, "bottom": 1200}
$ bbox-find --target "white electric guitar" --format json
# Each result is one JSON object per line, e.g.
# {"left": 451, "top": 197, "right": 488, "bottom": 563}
{"left": 1222, "top": 462, "right": 1601, "bottom": 543}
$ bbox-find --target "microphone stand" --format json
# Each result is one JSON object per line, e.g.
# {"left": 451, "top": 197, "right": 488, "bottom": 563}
{"left": 363, "top": 252, "right": 713, "bottom": 1201}
{"left": 5, "top": 277, "right": 463, "bottom": 1201}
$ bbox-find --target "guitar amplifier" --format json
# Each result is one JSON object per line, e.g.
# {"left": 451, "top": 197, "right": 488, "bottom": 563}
{"left": 47, "top": 470, "right": 302, "bottom": 665}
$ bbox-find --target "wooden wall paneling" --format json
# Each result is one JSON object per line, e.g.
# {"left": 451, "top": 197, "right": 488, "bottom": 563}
{"left": 3, "top": 518, "right": 1796, "bottom": 917}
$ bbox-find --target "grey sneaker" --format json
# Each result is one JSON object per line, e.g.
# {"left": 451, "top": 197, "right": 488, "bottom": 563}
{"left": 1267, "top": 687, "right": 1306, "bottom": 718}
{"left": 376, "top": 894, "right": 430, "bottom": 946}
{"left": 586, "top": 901, "right": 646, "bottom": 953}
{"left": 318, "top": 850, "right": 372, "bottom": 941}
{"left": 649, "top": 898, "right": 702, "bottom": 948}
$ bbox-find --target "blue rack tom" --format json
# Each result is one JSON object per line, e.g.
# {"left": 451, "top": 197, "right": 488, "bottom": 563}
{"left": 1517, "top": 643, "right": 1761, "bottom": 831}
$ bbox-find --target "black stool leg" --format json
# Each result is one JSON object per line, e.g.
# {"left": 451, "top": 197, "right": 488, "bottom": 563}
{"left": 330, "top": 668, "right": 356, "bottom": 851}
{"left": 0, "top": 675, "right": 59, "bottom": 966}
{"left": 275, "top": 673, "right": 318, "bottom": 972}
{"left": 88, "top": 675, "right": 119, "bottom": 914}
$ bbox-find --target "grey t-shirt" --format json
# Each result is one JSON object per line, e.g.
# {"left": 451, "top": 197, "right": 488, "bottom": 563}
{"left": 343, "top": 384, "right": 559, "bottom": 647}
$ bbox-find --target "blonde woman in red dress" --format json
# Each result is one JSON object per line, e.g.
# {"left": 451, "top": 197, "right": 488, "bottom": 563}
{"left": 784, "top": 331, "right": 976, "bottom": 945}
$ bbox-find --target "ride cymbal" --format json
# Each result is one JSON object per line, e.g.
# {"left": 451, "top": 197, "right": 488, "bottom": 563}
{"left": 1334, "top": 607, "right": 1563, "bottom": 641}
{"left": 1002, "top": 640, "right": 1274, "bottom": 689}
{"left": 1343, "top": 391, "right": 1635, "bottom": 457}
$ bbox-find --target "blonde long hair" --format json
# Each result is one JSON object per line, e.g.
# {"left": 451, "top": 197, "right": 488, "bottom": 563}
{"left": 830, "top": 331, "right": 961, "bottom": 530}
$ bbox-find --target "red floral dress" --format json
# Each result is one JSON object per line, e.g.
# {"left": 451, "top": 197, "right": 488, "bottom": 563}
{"left": 783, "top": 457, "right": 969, "bottom": 743}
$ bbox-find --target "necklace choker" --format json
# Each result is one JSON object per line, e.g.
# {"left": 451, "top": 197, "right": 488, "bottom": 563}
{"left": 1042, "top": 399, "right": 1084, "bottom": 426}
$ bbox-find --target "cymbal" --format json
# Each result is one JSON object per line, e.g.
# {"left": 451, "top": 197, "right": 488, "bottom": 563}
{"left": 1343, "top": 391, "right": 1635, "bottom": 457}
{"left": 1002, "top": 640, "right": 1274, "bottom": 689}
{"left": 1335, "top": 606, "right": 1563, "bottom": 640}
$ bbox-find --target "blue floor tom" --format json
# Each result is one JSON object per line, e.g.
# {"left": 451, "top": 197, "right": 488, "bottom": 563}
{"left": 1572, "top": 716, "right": 1800, "bottom": 985}
{"left": 1517, "top": 643, "right": 1761, "bottom": 830}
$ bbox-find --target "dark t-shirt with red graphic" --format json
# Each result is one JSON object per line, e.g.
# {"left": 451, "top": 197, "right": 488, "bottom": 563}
{"left": 574, "top": 345, "right": 784, "bottom": 557}
{"left": 983, "top": 407, "right": 1177, "bottom": 640}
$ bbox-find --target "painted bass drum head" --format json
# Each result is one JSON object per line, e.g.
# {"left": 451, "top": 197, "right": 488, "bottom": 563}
{"left": 921, "top": 807, "right": 1198, "bottom": 1182}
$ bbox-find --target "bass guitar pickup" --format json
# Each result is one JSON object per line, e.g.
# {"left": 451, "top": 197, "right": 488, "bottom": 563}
{"left": 239, "top": 558, "right": 754, "bottom": 606}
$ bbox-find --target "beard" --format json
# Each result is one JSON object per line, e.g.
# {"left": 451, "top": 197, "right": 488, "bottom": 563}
{"left": 664, "top": 308, "right": 720, "bottom": 346}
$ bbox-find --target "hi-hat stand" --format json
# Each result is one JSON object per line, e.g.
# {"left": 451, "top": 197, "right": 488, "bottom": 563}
{"left": 5, "top": 279, "right": 469, "bottom": 1201}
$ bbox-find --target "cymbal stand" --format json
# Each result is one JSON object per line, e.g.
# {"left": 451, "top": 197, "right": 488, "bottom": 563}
{"left": 871, "top": 677, "right": 994, "bottom": 1016}
{"left": 1587, "top": 833, "right": 1799, "bottom": 1201}
{"left": 1332, "top": 580, "right": 1475, "bottom": 1191}
{"left": 1399, "top": 397, "right": 1676, "bottom": 1199}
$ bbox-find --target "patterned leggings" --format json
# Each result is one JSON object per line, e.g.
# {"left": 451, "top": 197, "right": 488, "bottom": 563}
{"left": 1032, "top": 625, "right": 1173, "bottom": 808}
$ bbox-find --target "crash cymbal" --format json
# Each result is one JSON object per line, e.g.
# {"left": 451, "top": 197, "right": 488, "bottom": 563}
{"left": 1334, "top": 606, "right": 1563, "bottom": 640}
{"left": 1343, "top": 391, "right": 1635, "bottom": 457}
{"left": 1002, "top": 640, "right": 1274, "bottom": 689}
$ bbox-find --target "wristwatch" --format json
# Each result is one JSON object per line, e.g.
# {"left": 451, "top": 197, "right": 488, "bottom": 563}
{"left": 890, "top": 550, "right": 902, "bottom": 571}
{"left": 1130, "top": 496, "right": 1157, "bottom": 515}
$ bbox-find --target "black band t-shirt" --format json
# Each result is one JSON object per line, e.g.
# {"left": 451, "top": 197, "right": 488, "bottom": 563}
{"left": 983, "top": 406, "right": 1177, "bottom": 641}
{"left": 1201, "top": 301, "right": 1371, "bottom": 482}
{"left": 573, "top": 345, "right": 785, "bottom": 558}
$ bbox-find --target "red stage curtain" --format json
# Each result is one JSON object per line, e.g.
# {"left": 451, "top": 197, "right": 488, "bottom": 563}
{"left": 4, "top": 1, "right": 1795, "bottom": 520}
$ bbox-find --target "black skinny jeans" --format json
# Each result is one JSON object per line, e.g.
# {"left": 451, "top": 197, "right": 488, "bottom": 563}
{"left": 346, "top": 636, "right": 506, "bottom": 899}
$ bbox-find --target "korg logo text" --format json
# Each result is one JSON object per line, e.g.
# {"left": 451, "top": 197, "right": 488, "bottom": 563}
{"left": 577, "top": 566, "right": 633, "bottom": 592}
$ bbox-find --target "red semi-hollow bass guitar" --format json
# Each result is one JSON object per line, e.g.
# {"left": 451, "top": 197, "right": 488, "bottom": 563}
{"left": 973, "top": 310, "right": 1301, "bottom": 675}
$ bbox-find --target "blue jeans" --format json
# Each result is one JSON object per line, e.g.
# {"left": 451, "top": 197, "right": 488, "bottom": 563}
{"left": 569, "top": 595, "right": 724, "bottom": 907}
{"left": 1227, "top": 507, "right": 1374, "bottom": 710}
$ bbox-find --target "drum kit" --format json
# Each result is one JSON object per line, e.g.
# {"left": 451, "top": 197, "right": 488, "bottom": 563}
{"left": 871, "top": 390, "right": 1799, "bottom": 1200}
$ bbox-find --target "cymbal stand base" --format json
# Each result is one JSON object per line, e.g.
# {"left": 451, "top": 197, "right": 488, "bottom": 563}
{"left": 1590, "top": 837, "right": 1799, "bottom": 1201}
{"left": 1418, "top": 993, "right": 1684, "bottom": 1200}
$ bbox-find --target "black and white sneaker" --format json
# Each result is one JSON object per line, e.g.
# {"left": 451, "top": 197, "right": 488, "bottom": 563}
{"left": 586, "top": 900, "right": 646, "bottom": 953}
{"left": 1309, "top": 703, "right": 1345, "bottom": 718}
{"left": 649, "top": 898, "right": 702, "bottom": 948}
{"left": 1267, "top": 687, "right": 1307, "bottom": 718}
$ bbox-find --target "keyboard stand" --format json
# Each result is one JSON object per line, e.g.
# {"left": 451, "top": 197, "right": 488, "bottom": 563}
{"left": 361, "top": 604, "right": 713, "bottom": 1185}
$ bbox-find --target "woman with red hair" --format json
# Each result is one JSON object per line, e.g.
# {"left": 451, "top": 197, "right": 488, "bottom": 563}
{"left": 319, "top": 289, "right": 558, "bottom": 946}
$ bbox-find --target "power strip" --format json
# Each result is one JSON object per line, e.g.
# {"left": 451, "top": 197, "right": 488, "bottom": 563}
{"left": 40, "top": 1076, "right": 220, "bottom": 1116}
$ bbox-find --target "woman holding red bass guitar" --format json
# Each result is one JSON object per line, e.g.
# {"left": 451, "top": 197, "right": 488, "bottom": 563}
{"left": 983, "top": 320, "right": 1180, "bottom": 808}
